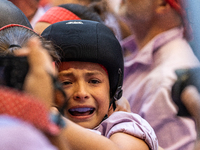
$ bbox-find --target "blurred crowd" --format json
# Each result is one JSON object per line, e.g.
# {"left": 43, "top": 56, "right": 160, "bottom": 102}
{"left": 1, "top": 0, "right": 200, "bottom": 150}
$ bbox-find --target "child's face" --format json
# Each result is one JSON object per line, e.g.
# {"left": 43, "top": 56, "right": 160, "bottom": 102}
{"left": 58, "top": 61, "right": 110, "bottom": 129}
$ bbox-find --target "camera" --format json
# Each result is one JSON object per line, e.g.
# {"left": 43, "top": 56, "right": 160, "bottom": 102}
{"left": 0, "top": 56, "right": 29, "bottom": 90}
{"left": 172, "top": 67, "right": 200, "bottom": 116}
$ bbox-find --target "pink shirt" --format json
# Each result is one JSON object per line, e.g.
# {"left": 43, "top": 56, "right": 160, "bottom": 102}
{"left": 0, "top": 115, "right": 57, "bottom": 150}
{"left": 95, "top": 111, "right": 158, "bottom": 150}
{"left": 122, "top": 27, "right": 200, "bottom": 150}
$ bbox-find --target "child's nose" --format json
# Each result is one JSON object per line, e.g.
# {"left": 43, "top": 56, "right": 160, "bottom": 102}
{"left": 73, "top": 83, "right": 89, "bottom": 101}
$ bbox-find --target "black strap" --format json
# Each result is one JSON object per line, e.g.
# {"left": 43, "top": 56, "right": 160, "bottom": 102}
{"left": 48, "top": 73, "right": 68, "bottom": 127}
{"left": 9, "top": 44, "right": 21, "bottom": 48}
{"left": 109, "top": 68, "right": 123, "bottom": 110}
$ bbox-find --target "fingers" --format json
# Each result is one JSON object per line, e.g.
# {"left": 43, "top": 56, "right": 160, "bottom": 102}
{"left": 181, "top": 85, "right": 200, "bottom": 117}
{"left": 115, "top": 97, "right": 131, "bottom": 112}
{"left": 23, "top": 37, "right": 56, "bottom": 108}
{"left": 15, "top": 37, "right": 56, "bottom": 76}
{"left": 107, "top": 97, "right": 131, "bottom": 117}
{"left": 13, "top": 47, "right": 30, "bottom": 56}
{"left": 26, "top": 37, "right": 55, "bottom": 75}
{"left": 181, "top": 85, "right": 200, "bottom": 137}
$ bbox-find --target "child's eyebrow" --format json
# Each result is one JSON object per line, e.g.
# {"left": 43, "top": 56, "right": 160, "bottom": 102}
{"left": 85, "top": 71, "right": 105, "bottom": 77}
{"left": 59, "top": 72, "right": 74, "bottom": 78}
{"left": 59, "top": 71, "right": 104, "bottom": 77}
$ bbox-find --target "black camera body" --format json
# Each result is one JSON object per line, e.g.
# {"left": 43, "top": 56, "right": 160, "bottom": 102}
{"left": 0, "top": 56, "right": 29, "bottom": 90}
{"left": 172, "top": 67, "right": 200, "bottom": 116}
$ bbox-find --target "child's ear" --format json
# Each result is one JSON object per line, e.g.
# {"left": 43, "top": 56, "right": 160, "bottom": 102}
{"left": 107, "top": 103, "right": 114, "bottom": 117}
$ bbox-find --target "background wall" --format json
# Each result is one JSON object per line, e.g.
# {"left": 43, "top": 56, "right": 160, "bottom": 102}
{"left": 187, "top": 0, "right": 200, "bottom": 60}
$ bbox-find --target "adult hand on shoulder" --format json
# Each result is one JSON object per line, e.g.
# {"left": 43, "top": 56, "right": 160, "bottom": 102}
{"left": 108, "top": 96, "right": 131, "bottom": 116}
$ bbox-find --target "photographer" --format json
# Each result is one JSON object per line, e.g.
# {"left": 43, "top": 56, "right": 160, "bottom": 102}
{"left": 172, "top": 68, "right": 200, "bottom": 150}
{"left": 181, "top": 86, "right": 200, "bottom": 150}
{"left": 0, "top": 24, "right": 69, "bottom": 150}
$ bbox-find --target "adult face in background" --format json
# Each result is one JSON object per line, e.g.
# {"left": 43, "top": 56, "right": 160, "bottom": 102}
{"left": 50, "top": 0, "right": 78, "bottom": 6}
{"left": 106, "top": 0, "right": 122, "bottom": 14}
{"left": 49, "top": 0, "right": 100, "bottom": 6}
{"left": 114, "top": 0, "right": 184, "bottom": 49}
{"left": 0, "top": 0, "right": 32, "bottom": 28}
{"left": 8, "top": 0, "right": 40, "bottom": 22}
{"left": 114, "top": 0, "right": 155, "bottom": 25}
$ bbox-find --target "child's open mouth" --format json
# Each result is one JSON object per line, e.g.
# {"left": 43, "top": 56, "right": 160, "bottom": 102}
{"left": 68, "top": 107, "right": 95, "bottom": 116}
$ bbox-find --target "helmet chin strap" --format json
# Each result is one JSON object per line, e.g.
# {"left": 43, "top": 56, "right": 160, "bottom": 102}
{"left": 102, "top": 68, "right": 123, "bottom": 122}
{"left": 109, "top": 68, "right": 123, "bottom": 110}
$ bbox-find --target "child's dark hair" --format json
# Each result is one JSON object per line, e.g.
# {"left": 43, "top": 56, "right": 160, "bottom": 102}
{"left": 0, "top": 24, "right": 59, "bottom": 61}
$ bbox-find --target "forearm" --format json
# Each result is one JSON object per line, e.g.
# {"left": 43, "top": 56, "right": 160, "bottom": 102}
{"left": 62, "top": 120, "right": 119, "bottom": 150}
{"left": 19, "top": 37, "right": 56, "bottom": 109}
{"left": 24, "top": 70, "right": 54, "bottom": 108}
{"left": 46, "top": 132, "right": 71, "bottom": 150}
{"left": 61, "top": 119, "right": 149, "bottom": 150}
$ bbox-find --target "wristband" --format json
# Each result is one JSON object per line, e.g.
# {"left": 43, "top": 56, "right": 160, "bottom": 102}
{"left": 50, "top": 111, "right": 66, "bottom": 129}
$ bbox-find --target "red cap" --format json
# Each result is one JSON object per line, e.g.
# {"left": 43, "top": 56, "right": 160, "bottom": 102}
{"left": 166, "top": 0, "right": 184, "bottom": 15}
{"left": 165, "top": 0, "right": 191, "bottom": 40}
{"left": 0, "top": 24, "right": 36, "bottom": 34}
{"left": 99, "top": 64, "right": 108, "bottom": 75}
{"left": 38, "top": 6, "right": 81, "bottom": 24}
{"left": 0, "top": 87, "right": 60, "bottom": 135}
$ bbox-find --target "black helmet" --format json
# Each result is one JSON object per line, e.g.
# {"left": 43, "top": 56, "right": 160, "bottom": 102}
{"left": 41, "top": 20, "right": 124, "bottom": 109}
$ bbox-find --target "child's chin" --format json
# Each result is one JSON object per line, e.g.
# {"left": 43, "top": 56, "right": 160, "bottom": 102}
{"left": 76, "top": 121, "right": 96, "bottom": 129}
